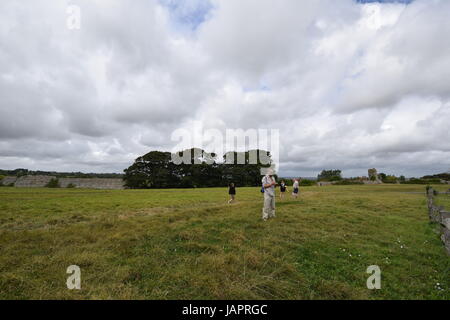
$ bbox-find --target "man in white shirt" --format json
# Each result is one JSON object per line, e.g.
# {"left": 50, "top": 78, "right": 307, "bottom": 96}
{"left": 292, "top": 179, "right": 299, "bottom": 199}
{"left": 261, "top": 169, "right": 276, "bottom": 221}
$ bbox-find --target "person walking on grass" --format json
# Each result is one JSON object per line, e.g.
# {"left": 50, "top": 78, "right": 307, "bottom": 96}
{"left": 279, "top": 180, "right": 288, "bottom": 199}
{"left": 262, "top": 169, "right": 276, "bottom": 221}
{"left": 228, "top": 183, "right": 236, "bottom": 204}
{"left": 292, "top": 178, "right": 300, "bottom": 199}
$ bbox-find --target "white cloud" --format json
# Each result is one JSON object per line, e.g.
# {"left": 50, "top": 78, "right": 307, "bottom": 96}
{"left": 0, "top": 0, "right": 449, "bottom": 177}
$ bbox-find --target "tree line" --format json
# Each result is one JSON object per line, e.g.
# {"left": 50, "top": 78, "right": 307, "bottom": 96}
{"left": 316, "top": 169, "right": 449, "bottom": 185}
{"left": 123, "top": 148, "right": 273, "bottom": 189}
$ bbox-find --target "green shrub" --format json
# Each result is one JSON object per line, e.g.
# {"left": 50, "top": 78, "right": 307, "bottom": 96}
{"left": 382, "top": 175, "right": 398, "bottom": 184}
{"left": 299, "top": 179, "right": 315, "bottom": 186}
{"left": 66, "top": 183, "right": 76, "bottom": 188}
{"left": 46, "top": 178, "right": 60, "bottom": 188}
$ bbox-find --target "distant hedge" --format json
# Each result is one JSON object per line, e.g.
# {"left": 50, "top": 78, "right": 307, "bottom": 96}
{"left": 401, "top": 178, "right": 443, "bottom": 185}
{"left": 299, "top": 179, "right": 316, "bottom": 186}
{"left": 333, "top": 180, "right": 364, "bottom": 185}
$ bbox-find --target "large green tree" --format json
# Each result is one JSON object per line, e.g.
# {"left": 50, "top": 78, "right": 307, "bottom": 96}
{"left": 123, "top": 148, "right": 272, "bottom": 189}
{"left": 317, "top": 169, "right": 342, "bottom": 181}
{"left": 123, "top": 151, "right": 179, "bottom": 188}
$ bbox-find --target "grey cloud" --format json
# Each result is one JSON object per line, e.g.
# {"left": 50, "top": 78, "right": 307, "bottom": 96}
{"left": 0, "top": 0, "right": 449, "bottom": 177}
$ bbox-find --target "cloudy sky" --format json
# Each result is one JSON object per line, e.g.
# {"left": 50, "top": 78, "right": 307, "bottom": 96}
{"left": 0, "top": 0, "right": 449, "bottom": 177}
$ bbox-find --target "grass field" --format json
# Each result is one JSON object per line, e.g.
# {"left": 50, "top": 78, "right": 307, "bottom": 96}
{"left": 435, "top": 192, "right": 450, "bottom": 209}
{"left": 0, "top": 184, "right": 449, "bottom": 300}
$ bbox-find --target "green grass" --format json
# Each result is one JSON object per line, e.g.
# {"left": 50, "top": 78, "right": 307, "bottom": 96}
{"left": 0, "top": 185, "right": 449, "bottom": 300}
{"left": 435, "top": 193, "right": 450, "bottom": 209}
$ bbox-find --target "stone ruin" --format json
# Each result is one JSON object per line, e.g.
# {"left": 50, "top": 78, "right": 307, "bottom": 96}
{"left": 367, "top": 168, "right": 382, "bottom": 184}
{"left": 368, "top": 168, "right": 378, "bottom": 180}
{"left": 1, "top": 175, "right": 124, "bottom": 189}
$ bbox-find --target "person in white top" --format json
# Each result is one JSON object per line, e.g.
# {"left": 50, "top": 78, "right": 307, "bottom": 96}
{"left": 261, "top": 169, "right": 277, "bottom": 221}
{"left": 292, "top": 179, "right": 300, "bottom": 199}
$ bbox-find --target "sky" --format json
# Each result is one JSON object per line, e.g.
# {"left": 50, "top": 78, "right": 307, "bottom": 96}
{"left": 0, "top": 0, "right": 449, "bottom": 178}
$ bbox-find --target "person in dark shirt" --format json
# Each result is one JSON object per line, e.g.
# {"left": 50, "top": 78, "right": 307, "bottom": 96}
{"left": 228, "top": 183, "right": 236, "bottom": 204}
{"left": 279, "top": 180, "right": 288, "bottom": 199}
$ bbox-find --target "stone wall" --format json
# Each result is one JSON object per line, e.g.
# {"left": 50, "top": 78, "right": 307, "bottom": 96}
{"left": 14, "top": 175, "right": 56, "bottom": 188}
{"left": 0, "top": 176, "right": 18, "bottom": 186}
{"left": 427, "top": 187, "right": 450, "bottom": 256}
{"left": 362, "top": 180, "right": 383, "bottom": 185}
{"left": 317, "top": 181, "right": 334, "bottom": 186}
{"left": 4, "top": 175, "right": 124, "bottom": 189}
{"left": 59, "top": 178, "right": 124, "bottom": 189}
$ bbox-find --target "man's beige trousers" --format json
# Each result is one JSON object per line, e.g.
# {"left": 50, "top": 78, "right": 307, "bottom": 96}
{"left": 262, "top": 193, "right": 276, "bottom": 220}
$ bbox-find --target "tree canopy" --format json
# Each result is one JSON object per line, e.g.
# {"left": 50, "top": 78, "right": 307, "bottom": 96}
{"left": 123, "top": 148, "right": 273, "bottom": 189}
{"left": 317, "top": 169, "right": 342, "bottom": 182}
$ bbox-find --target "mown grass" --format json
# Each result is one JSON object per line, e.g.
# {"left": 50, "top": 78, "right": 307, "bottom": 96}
{"left": 0, "top": 184, "right": 449, "bottom": 300}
